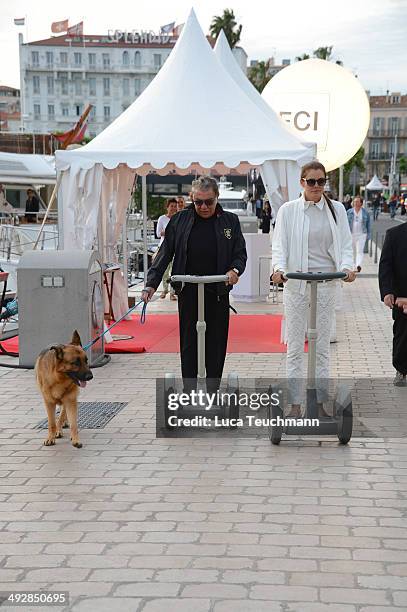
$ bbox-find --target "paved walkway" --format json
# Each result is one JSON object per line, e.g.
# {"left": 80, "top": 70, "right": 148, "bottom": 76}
{"left": 0, "top": 217, "right": 406, "bottom": 611}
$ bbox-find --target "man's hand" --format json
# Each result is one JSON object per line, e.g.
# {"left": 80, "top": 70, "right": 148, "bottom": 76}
{"left": 225, "top": 270, "right": 239, "bottom": 286}
{"left": 384, "top": 294, "right": 395, "bottom": 309}
{"left": 271, "top": 271, "right": 286, "bottom": 284}
{"left": 395, "top": 297, "right": 407, "bottom": 313}
{"left": 342, "top": 269, "right": 356, "bottom": 283}
{"left": 141, "top": 287, "right": 155, "bottom": 303}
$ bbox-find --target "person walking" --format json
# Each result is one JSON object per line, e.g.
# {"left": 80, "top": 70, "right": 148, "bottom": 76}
{"left": 260, "top": 201, "right": 272, "bottom": 234}
{"left": 389, "top": 194, "right": 397, "bottom": 219}
{"left": 347, "top": 195, "right": 372, "bottom": 273}
{"left": 155, "top": 198, "right": 178, "bottom": 300}
{"left": 372, "top": 193, "right": 381, "bottom": 221}
{"left": 143, "top": 176, "right": 247, "bottom": 393}
{"left": 379, "top": 221, "right": 407, "bottom": 386}
{"left": 272, "top": 161, "right": 356, "bottom": 416}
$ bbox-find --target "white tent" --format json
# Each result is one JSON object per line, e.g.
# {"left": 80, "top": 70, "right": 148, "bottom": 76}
{"left": 214, "top": 31, "right": 315, "bottom": 214}
{"left": 0, "top": 152, "right": 55, "bottom": 185}
{"left": 365, "top": 175, "right": 385, "bottom": 191}
{"left": 55, "top": 9, "right": 312, "bottom": 317}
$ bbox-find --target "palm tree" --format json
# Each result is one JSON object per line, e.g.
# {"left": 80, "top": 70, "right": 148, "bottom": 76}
{"left": 313, "top": 46, "right": 333, "bottom": 60}
{"left": 296, "top": 53, "right": 310, "bottom": 62}
{"left": 209, "top": 9, "right": 242, "bottom": 48}
{"left": 248, "top": 60, "right": 272, "bottom": 93}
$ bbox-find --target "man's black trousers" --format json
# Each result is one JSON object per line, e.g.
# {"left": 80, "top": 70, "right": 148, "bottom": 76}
{"left": 178, "top": 285, "right": 230, "bottom": 393}
{"left": 393, "top": 307, "right": 407, "bottom": 375}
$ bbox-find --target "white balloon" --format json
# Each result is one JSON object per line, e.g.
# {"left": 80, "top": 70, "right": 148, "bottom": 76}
{"left": 262, "top": 59, "right": 370, "bottom": 171}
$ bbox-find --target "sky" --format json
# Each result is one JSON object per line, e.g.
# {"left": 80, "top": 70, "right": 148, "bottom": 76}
{"left": 1, "top": 0, "right": 406, "bottom": 94}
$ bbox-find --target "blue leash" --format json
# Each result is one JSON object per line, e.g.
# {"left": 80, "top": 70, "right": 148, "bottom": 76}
{"left": 83, "top": 299, "right": 147, "bottom": 351}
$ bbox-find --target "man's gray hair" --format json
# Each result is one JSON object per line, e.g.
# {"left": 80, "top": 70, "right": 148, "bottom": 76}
{"left": 191, "top": 176, "right": 219, "bottom": 196}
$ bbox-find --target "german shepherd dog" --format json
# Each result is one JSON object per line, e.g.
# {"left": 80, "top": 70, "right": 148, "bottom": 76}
{"left": 35, "top": 330, "right": 93, "bottom": 448}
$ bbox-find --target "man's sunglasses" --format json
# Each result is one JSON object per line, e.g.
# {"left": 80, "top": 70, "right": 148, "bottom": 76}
{"left": 302, "top": 178, "right": 327, "bottom": 187}
{"left": 193, "top": 197, "right": 217, "bottom": 207}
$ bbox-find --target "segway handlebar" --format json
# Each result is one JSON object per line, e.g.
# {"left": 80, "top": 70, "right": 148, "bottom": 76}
{"left": 171, "top": 274, "right": 229, "bottom": 284}
{"left": 284, "top": 271, "right": 347, "bottom": 282}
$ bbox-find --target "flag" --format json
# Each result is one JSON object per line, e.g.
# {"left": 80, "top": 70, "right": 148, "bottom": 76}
{"left": 14, "top": 17, "right": 25, "bottom": 26}
{"left": 160, "top": 22, "right": 175, "bottom": 34}
{"left": 67, "top": 21, "right": 83, "bottom": 36}
{"left": 52, "top": 104, "right": 92, "bottom": 149}
{"left": 172, "top": 23, "right": 184, "bottom": 36}
{"left": 51, "top": 19, "right": 69, "bottom": 33}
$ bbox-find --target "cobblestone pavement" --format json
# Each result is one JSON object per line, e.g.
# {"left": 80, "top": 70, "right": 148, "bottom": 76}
{"left": 0, "top": 221, "right": 406, "bottom": 611}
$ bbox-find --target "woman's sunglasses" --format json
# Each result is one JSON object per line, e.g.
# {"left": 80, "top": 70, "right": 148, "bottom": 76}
{"left": 302, "top": 178, "right": 327, "bottom": 187}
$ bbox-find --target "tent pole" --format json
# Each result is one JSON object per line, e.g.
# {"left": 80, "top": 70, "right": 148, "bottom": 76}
{"left": 142, "top": 174, "right": 148, "bottom": 280}
{"left": 339, "top": 165, "right": 344, "bottom": 202}
{"left": 33, "top": 171, "right": 63, "bottom": 251}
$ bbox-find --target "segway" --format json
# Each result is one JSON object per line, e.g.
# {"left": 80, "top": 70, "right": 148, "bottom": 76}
{"left": 269, "top": 271, "right": 353, "bottom": 445}
{"left": 162, "top": 274, "right": 239, "bottom": 430}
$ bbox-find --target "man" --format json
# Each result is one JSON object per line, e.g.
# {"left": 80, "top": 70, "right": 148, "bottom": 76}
{"left": 176, "top": 196, "right": 185, "bottom": 211}
{"left": 379, "top": 221, "right": 407, "bottom": 385}
{"left": 25, "top": 189, "right": 40, "bottom": 223}
{"left": 142, "top": 176, "right": 247, "bottom": 392}
{"left": 372, "top": 193, "right": 381, "bottom": 221}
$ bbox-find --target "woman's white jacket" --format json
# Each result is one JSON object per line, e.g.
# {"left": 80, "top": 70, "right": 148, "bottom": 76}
{"left": 272, "top": 195, "right": 354, "bottom": 295}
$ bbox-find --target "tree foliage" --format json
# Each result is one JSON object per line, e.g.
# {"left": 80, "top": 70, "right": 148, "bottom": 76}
{"left": 209, "top": 8, "right": 242, "bottom": 48}
{"left": 248, "top": 60, "right": 272, "bottom": 93}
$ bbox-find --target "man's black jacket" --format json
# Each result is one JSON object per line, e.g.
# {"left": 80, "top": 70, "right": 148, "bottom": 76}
{"left": 379, "top": 222, "right": 407, "bottom": 302}
{"left": 146, "top": 203, "right": 247, "bottom": 295}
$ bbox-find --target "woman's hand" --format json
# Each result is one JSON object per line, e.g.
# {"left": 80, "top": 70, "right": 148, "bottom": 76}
{"left": 271, "top": 271, "right": 286, "bottom": 284}
{"left": 225, "top": 270, "right": 239, "bottom": 286}
{"left": 342, "top": 269, "right": 356, "bottom": 283}
{"left": 384, "top": 294, "right": 395, "bottom": 309}
{"left": 141, "top": 287, "right": 155, "bottom": 303}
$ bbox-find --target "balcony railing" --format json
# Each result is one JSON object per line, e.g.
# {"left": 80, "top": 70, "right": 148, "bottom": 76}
{"left": 368, "top": 130, "right": 407, "bottom": 138}
{"left": 25, "top": 62, "right": 159, "bottom": 74}
{"left": 368, "top": 152, "right": 405, "bottom": 161}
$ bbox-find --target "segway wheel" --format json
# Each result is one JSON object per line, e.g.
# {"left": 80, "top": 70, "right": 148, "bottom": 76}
{"left": 225, "top": 372, "right": 239, "bottom": 428}
{"left": 268, "top": 387, "right": 283, "bottom": 445}
{"left": 337, "top": 401, "right": 353, "bottom": 445}
{"left": 164, "top": 373, "right": 176, "bottom": 430}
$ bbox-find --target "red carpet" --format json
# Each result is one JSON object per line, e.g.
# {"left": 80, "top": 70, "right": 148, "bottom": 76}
{"left": 0, "top": 314, "right": 290, "bottom": 354}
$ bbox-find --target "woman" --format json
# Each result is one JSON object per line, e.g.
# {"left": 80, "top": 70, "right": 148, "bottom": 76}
{"left": 156, "top": 198, "right": 178, "bottom": 300}
{"left": 347, "top": 195, "right": 371, "bottom": 273}
{"left": 272, "top": 161, "right": 356, "bottom": 416}
{"left": 260, "top": 201, "right": 272, "bottom": 234}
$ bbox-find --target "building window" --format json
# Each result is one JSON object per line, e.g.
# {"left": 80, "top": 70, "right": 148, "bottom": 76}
{"left": 48, "top": 104, "right": 55, "bottom": 118}
{"left": 153, "top": 54, "right": 162, "bottom": 68}
{"left": 103, "top": 53, "right": 110, "bottom": 68}
{"left": 46, "top": 51, "right": 53, "bottom": 67}
{"left": 123, "top": 51, "right": 129, "bottom": 66}
{"left": 33, "top": 103, "right": 41, "bottom": 119}
{"left": 391, "top": 94, "right": 400, "bottom": 104}
{"left": 90, "top": 106, "right": 96, "bottom": 119}
{"left": 134, "top": 78, "right": 141, "bottom": 95}
{"left": 372, "top": 117, "right": 382, "bottom": 136}
{"left": 88, "top": 53, "right": 96, "bottom": 67}
{"left": 60, "top": 51, "right": 68, "bottom": 65}
{"left": 33, "top": 76, "right": 40, "bottom": 94}
{"left": 32, "top": 51, "right": 39, "bottom": 67}
{"left": 61, "top": 104, "right": 69, "bottom": 117}
{"left": 103, "top": 77, "right": 110, "bottom": 96}
{"left": 104, "top": 105, "right": 110, "bottom": 120}
{"left": 370, "top": 142, "right": 381, "bottom": 159}
{"left": 47, "top": 76, "right": 54, "bottom": 95}
{"left": 74, "top": 77, "right": 82, "bottom": 96}
{"left": 75, "top": 104, "right": 83, "bottom": 116}
{"left": 74, "top": 52, "right": 82, "bottom": 66}
{"left": 389, "top": 117, "right": 399, "bottom": 136}
{"left": 89, "top": 77, "right": 96, "bottom": 96}
{"left": 134, "top": 51, "right": 141, "bottom": 67}
{"left": 123, "top": 78, "right": 130, "bottom": 96}
{"left": 60, "top": 76, "right": 68, "bottom": 95}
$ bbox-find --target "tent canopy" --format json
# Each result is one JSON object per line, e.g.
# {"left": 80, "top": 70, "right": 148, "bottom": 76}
{"left": 365, "top": 174, "right": 385, "bottom": 190}
{"left": 0, "top": 152, "right": 55, "bottom": 185}
{"left": 55, "top": 9, "right": 310, "bottom": 175}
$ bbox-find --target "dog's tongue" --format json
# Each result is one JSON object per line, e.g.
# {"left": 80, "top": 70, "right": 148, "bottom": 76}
{"left": 79, "top": 380, "right": 87, "bottom": 388}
